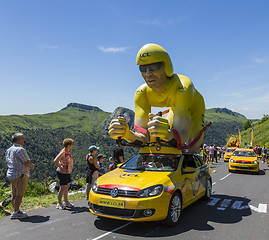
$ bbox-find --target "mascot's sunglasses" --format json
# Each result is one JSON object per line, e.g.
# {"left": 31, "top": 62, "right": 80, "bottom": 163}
{"left": 139, "top": 62, "right": 162, "bottom": 72}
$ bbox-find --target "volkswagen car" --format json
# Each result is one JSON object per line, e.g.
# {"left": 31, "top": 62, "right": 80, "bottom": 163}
{"left": 229, "top": 148, "right": 259, "bottom": 174}
{"left": 224, "top": 147, "right": 236, "bottom": 162}
{"left": 89, "top": 145, "right": 212, "bottom": 226}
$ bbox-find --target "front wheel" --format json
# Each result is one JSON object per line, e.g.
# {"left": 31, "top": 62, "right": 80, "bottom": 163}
{"left": 161, "top": 192, "right": 182, "bottom": 226}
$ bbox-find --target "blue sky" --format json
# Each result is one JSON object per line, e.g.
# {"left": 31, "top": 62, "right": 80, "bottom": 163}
{"left": 0, "top": 0, "right": 268, "bottom": 119}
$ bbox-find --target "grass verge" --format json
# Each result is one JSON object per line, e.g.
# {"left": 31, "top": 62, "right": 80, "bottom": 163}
{"left": 0, "top": 191, "right": 86, "bottom": 218}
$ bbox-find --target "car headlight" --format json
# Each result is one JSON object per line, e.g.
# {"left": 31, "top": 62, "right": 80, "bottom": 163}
{"left": 92, "top": 180, "right": 98, "bottom": 193}
{"left": 252, "top": 161, "right": 258, "bottom": 164}
{"left": 137, "top": 185, "right": 163, "bottom": 198}
{"left": 224, "top": 154, "right": 228, "bottom": 157}
{"left": 229, "top": 159, "right": 236, "bottom": 163}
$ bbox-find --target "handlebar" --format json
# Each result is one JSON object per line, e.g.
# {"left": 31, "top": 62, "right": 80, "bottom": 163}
{"left": 115, "top": 111, "right": 176, "bottom": 150}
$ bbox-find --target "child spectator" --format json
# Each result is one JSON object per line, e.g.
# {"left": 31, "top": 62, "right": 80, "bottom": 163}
{"left": 109, "top": 157, "right": 114, "bottom": 171}
{"left": 97, "top": 154, "right": 106, "bottom": 177}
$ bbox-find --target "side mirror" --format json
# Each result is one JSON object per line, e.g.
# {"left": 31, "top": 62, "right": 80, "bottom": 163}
{"left": 117, "top": 163, "right": 123, "bottom": 168}
{"left": 183, "top": 167, "right": 196, "bottom": 174}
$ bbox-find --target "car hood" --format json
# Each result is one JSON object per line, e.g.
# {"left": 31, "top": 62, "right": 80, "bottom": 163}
{"left": 96, "top": 168, "right": 172, "bottom": 191}
{"left": 232, "top": 156, "right": 257, "bottom": 162}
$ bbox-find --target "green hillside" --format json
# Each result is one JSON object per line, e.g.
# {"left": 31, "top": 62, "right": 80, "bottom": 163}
{"left": 0, "top": 103, "right": 138, "bottom": 184}
{"left": 240, "top": 118, "right": 269, "bottom": 147}
{"left": 205, "top": 108, "right": 246, "bottom": 123}
{"left": 203, "top": 108, "right": 247, "bottom": 146}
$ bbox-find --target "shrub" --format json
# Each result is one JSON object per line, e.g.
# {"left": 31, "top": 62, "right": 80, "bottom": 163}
{"left": 24, "top": 181, "right": 50, "bottom": 197}
{"left": 243, "top": 120, "right": 252, "bottom": 130}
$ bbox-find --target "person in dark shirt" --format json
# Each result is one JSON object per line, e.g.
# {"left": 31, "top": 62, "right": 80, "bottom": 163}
{"left": 214, "top": 146, "right": 218, "bottom": 163}
{"left": 112, "top": 141, "right": 124, "bottom": 170}
{"left": 257, "top": 145, "right": 262, "bottom": 156}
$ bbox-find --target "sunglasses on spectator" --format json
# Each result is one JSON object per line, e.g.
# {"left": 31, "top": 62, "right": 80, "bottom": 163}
{"left": 139, "top": 62, "right": 162, "bottom": 72}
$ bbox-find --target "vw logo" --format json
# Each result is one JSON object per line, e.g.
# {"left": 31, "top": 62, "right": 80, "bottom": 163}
{"left": 242, "top": 161, "right": 245, "bottom": 164}
{"left": 111, "top": 188, "right": 118, "bottom": 198}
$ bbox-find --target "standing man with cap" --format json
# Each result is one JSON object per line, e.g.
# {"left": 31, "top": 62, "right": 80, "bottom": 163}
{"left": 85, "top": 145, "right": 100, "bottom": 200}
{"left": 5, "top": 133, "right": 35, "bottom": 219}
{"left": 109, "top": 43, "right": 205, "bottom": 153}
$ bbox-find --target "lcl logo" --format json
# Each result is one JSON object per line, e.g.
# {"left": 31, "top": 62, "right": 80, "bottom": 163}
{"left": 140, "top": 52, "right": 150, "bottom": 58}
{"left": 120, "top": 173, "right": 139, "bottom": 178}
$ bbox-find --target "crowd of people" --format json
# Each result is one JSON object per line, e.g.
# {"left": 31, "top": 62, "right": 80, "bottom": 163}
{"left": 200, "top": 144, "right": 226, "bottom": 164}
{"left": 254, "top": 145, "right": 268, "bottom": 163}
{"left": 4, "top": 133, "right": 124, "bottom": 219}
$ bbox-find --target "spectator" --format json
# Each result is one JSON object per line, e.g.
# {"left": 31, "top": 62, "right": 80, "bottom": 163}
{"left": 54, "top": 138, "right": 74, "bottom": 210}
{"left": 221, "top": 146, "right": 226, "bottom": 157}
{"left": 85, "top": 145, "right": 100, "bottom": 200}
{"left": 200, "top": 144, "right": 207, "bottom": 164}
{"left": 5, "top": 133, "right": 35, "bottom": 219}
{"left": 112, "top": 140, "right": 124, "bottom": 169}
{"left": 209, "top": 145, "right": 215, "bottom": 164}
{"left": 262, "top": 145, "right": 267, "bottom": 163}
{"left": 214, "top": 146, "right": 218, "bottom": 163}
{"left": 109, "top": 157, "right": 114, "bottom": 171}
{"left": 97, "top": 154, "right": 106, "bottom": 176}
{"left": 217, "top": 147, "right": 221, "bottom": 160}
{"left": 257, "top": 145, "right": 262, "bottom": 156}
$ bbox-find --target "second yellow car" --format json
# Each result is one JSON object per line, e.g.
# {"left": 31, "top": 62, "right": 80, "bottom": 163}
{"left": 224, "top": 147, "right": 236, "bottom": 162}
{"left": 229, "top": 148, "right": 259, "bottom": 174}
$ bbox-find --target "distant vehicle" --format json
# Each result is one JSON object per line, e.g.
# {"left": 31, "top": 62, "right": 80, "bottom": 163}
{"left": 88, "top": 145, "right": 212, "bottom": 226}
{"left": 224, "top": 147, "right": 237, "bottom": 162}
{"left": 229, "top": 148, "right": 259, "bottom": 174}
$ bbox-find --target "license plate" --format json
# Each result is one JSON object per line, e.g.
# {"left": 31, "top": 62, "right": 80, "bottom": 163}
{"left": 98, "top": 199, "right": 125, "bottom": 209}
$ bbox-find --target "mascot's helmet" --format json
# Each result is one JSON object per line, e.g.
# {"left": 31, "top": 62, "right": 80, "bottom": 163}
{"left": 136, "top": 43, "right": 174, "bottom": 77}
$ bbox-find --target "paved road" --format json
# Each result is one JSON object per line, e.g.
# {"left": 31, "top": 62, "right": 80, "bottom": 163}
{"left": 1, "top": 159, "right": 269, "bottom": 240}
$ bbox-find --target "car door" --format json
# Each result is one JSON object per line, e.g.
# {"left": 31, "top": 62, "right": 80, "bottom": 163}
{"left": 193, "top": 154, "right": 207, "bottom": 198}
{"left": 181, "top": 154, "right": 199, "bottom": 206}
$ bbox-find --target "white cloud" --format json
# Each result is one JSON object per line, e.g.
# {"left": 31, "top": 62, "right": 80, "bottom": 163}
{"left": 36, "top": 44, "right": 59, "bottom": 50}
{"left": 253, "top": 57, "right": 267, "bottom": 63}
{"left": 137, "top": 19, "right": 164, "bottom": 27}
{"left": 167, "top": 16, "right": 185, "bottom": 25}
{"left": 99, "top": 46, "right": 130, "bottom": 53}
{"left": 253, "top": 93, "right": 269, "bottom": 103}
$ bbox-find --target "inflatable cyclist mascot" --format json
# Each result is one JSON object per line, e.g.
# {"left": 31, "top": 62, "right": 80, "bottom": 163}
{"left": 109, "top": 43, "right": 209, "bottom": 153}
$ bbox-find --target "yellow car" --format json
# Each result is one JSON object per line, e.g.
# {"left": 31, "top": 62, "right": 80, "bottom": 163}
{"left": 228, "top": 148, "right": 259, "bottom": 174}
{"left": 224, "top": 147, "right": 236, "bottom": 162}
{"left": 89, "top": 146, "right": 212, "bottom": 226}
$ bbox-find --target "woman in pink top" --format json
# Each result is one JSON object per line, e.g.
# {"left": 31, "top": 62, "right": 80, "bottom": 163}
{"left": 54, "top": 138, "right": 74, "bottom": 210}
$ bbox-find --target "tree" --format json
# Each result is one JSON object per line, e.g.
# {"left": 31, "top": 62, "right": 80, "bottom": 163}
{"left": 243, "top": 120, "right": 252, "bottom": 130}
{"left": 260, "top": 114, "right": 269, "bottom": 124}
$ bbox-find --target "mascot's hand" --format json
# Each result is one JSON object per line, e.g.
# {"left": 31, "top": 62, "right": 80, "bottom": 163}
{"left": 109, "top": 117, "right": 131, "bottom": 141}
{"left": 147, "top": 113, "right": 169, "bottom": 140}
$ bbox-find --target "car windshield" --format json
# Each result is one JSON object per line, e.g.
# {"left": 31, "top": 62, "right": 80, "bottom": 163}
{"left": 121, "top": 153, "right": 180, "bottom": 172}
{"left": 226, "top": 148, "right": 235, "bottom": 153}
{"left": 233, "top": 151, "right": 256, "bottom": 157}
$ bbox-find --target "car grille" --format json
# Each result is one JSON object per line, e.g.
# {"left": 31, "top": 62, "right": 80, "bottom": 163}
{"left": 92, "top": 204, "right": 136, "bottom": 217}
{"left": 91, "top": 204, "right": 155, "bottom": 218}
{"left": 97, "top": 187, "right": 139, "bottom": 198}
{"left": 234, "top": 161, "right": 253, "bottom": 164}
{"left": 231, "top": 165, "right": 256, "bottom": 170}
